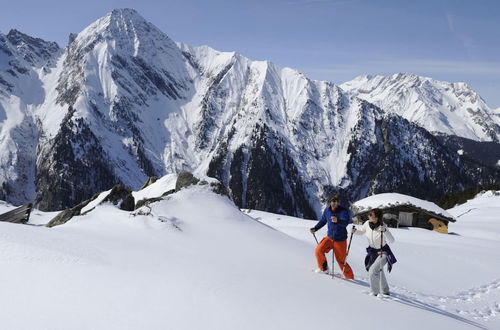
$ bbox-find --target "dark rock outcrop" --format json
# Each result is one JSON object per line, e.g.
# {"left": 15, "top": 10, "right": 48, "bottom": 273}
{"left": 102, "top": 184, "right": 135, "bottom": 211}
{"left": 46, "top": 184, "right": 134, "bottom": 227}
{"left": 175, "top": 171, "right": 200, "bottom": 191}
{"left": 46, "top": 196, "right": 94, "bottom": 228}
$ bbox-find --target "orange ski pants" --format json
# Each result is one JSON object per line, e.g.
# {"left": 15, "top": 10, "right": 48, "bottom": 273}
{"left": 315, "top": 237, "right": 354, "bottom": 280}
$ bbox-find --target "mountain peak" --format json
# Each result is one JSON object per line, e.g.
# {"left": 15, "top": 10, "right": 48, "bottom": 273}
{"left": 69, "top": 8, "right": 180, "bottom": 64}
{"left": 110, "top": 8, "right": 142, "bottom": 18}
{"left": 106, "top": 8, "right": 150, "bottom": 28}
{"left": 6, "top": 29, "right": 59, "bottom": 50}
{"left": 5, "top": 29, "right": 60, "bottom": 67}
{"left": 75, "top": 8, "right": 172, "bottom": 46}
{"left": 392, "top": 72, "right": 420, "bottom": 80}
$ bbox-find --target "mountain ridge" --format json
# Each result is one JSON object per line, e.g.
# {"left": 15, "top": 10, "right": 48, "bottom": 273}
{"left": 341, "top": 73, "right": 500, "bottom": 142}
{"left": 0, "top": 8, "right": 499, "bottom": 216}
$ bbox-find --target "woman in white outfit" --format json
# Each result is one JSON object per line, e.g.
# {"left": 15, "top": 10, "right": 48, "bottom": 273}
{"left": 352, "top": 208, "right": 396, "bottom": 296}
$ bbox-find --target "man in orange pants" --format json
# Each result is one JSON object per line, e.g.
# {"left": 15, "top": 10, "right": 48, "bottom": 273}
{"left": 310, "top": 194, "right": 354, "bottom": 279}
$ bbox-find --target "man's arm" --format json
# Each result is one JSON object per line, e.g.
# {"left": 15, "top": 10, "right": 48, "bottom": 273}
{"left": 310, "top": 210, "right": 327, "bottom": 232}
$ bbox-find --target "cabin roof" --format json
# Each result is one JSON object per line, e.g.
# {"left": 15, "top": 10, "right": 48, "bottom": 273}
{"left": 352, "top": 193, "right": 456, "bottom": 222}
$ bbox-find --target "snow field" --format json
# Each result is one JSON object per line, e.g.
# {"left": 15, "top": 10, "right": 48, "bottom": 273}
{"left": 0, "top": 185, "right": 498, "bottom": 329}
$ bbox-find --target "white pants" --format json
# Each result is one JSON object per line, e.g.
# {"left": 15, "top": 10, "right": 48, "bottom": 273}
{"left": 368, "top": 255, "right": 390, "bottom": 295}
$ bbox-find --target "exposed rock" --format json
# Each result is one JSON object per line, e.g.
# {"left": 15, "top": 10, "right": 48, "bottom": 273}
{"left": 36, "top": 114, "right": 118, "bottom": 211}
{"left": 174, "top": 171, "right": 229, "bottom": 198}
{"left": 208, "top": 123, "right": 316, "bottom": 219}
{"left": 140, "top": 176, "right": 159, "bottom": 190}
{"left": 46, "top": 198, "right": 92, "bottom": 228}
{"left": 175, "top": 171, "right": 200, "bottom": 192}
{"left": 102, "top": 184, "right": 135, "bottom": 211}
{"left": 135, "top": 195, "right": 169, "bottom": 210}
{"left": 200, "top": 180, "right": 229, "bottom": 197}
{"left": 46, "top": 184, "right": 134, "bottom": 227}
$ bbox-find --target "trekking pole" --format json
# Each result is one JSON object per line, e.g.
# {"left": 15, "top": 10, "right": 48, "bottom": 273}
{"left": 380, "top": 226, "right": 384, "bottom": 266}
{"left": 312, "top": 231, "right": 319, "bottom": 245}
{"left": 380, "top": 225, "right": 384, "bottom": 294}
{"left": 342, "top": 225, "right": 355, "bottom": 275}
{"left": 331, "top": 246, "right": 335, "bottom": 279}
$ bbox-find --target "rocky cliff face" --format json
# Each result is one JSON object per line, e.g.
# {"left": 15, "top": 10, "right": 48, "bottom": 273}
{"left": 1, "top": 9, "right": 499, "bottom": 217}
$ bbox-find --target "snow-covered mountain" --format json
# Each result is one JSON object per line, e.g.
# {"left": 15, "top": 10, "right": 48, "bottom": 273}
{"left": 1, "top": 9, "right": 499, "bottom": 216}
{"left": 341, "top": 73, "right": 500, "bottom": 142}
{"left": 0, "top": 30, "right": 61, "bottom": 204}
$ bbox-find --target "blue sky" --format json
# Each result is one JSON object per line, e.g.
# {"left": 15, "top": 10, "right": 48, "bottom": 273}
{"left": 1, "top": 0, "right": 499, "bottom": 107}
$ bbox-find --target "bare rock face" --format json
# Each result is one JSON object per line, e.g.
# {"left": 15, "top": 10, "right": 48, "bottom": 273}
{"left": 36, "top": 113, "right": 118, "bottom": 211}
{"left": 46, "top": 184, "right": 134, "bottom": 227}
{"left": 102, "top": 184, "right": 135, "bottom": 211}
{"left": 175, "top": 171, "right": 200, "bottom": 192}
{"left": 46, "top": 197, "right": 93, "bottom": 228}
{"left": 175, "top": 171, "right": 229, "bottom": 198}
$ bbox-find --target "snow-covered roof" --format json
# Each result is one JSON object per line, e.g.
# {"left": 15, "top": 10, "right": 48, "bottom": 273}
{"left": 352, "top": 193, "right": 456, "bottom": 222}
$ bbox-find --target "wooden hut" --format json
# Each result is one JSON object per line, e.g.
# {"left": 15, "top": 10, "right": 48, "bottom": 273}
{"left": 352, "top": 193, "right": 456, "bottom": 234}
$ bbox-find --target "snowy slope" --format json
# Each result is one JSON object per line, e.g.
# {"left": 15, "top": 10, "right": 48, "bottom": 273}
{"left": 341, "top": 73, "right": 500, "bottom": 142}
{"left": 1, "top": 184, "right": 495, "bottom": 329}
{"left": 254, "top": 190, "right": 500, "bottom": 328}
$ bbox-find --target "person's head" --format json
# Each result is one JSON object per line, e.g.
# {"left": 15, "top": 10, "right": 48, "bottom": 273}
{"left": 368, "top": 208, "right": 383, "bottom": 223}
{"left": 329, "top": 194, "right": 341, "bottom": 208}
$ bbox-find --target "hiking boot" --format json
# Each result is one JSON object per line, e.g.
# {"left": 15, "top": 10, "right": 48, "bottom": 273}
{"left": 314, "top": 268, "right": 329, "bottom": 274}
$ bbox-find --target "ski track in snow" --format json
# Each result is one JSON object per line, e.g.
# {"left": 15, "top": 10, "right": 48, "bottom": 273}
{"left": 368, "top": 274, "right": 500, "bottom": 324}
{"left": 322, "top": 270, "right": 500, "bottom": 327}
{"left": 395, "top": 278, "right": 500, "bottom": 323}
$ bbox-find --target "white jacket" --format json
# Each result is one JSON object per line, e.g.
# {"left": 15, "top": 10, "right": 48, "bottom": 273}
{"left": 353, "top": 221, "right": 395, "bottom": 249}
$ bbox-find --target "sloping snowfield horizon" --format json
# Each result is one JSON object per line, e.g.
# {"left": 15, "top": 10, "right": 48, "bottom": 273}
{"left": 0, "top": 181, "right": 498, "bottom": 329}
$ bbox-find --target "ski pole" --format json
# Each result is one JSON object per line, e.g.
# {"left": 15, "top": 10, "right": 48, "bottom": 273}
{"left": 331, "top": 245, "right": 335, "bottom": 279}
{"left": 380, "top": 225, "right": 384, "bottom": 294}
{"left": 342, "top": 225, "right": 355, "bottom": 274}
{"left": 312, "top": 231, "right": 319, "bottom": 245}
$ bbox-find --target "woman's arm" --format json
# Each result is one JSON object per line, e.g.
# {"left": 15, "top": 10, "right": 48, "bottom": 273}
{"left": 381, "top": 225, "right": 395, "bottom": 243}
{"left": 353, "top": 220, "right": 367, "bottom": 235}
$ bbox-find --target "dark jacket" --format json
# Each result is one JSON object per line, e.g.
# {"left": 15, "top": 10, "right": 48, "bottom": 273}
{"left": 313, "top": 205, "right": 351, "bottom": 241}
{"left": 365, "top": 245, "right": 397, "bottom": 273}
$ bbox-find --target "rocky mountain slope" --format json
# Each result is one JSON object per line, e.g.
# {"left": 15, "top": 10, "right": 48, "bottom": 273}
{"left": 341, "top": 73, "right": 500, "bottom": 142}
{"left": 0, "top": 29, "right": 61, "bottom": 204}
{"left": 1, "top": 9, "right": 499, "bottom": 217}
